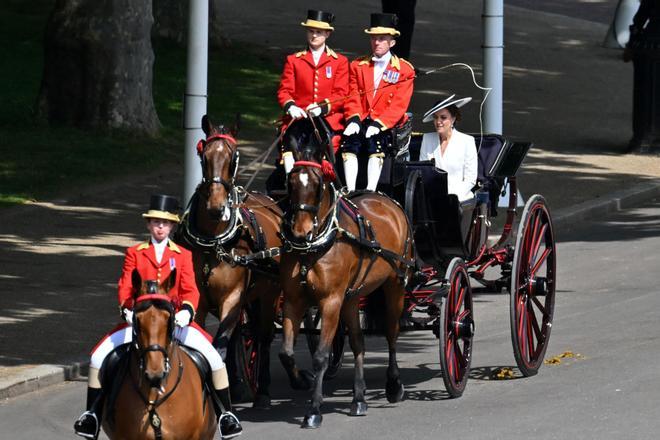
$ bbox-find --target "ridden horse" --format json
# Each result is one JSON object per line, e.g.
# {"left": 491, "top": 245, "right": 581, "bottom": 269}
{"left": 103, "top": 283, "right": 217, "bottom": 439}
{"left": 177, "top": 115, "right": 283, "bottom": 407}
{"left": 278, "top": 118, "right": 415, "bottom": 428}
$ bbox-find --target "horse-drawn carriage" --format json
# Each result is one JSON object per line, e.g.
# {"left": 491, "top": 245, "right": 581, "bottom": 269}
{"left": 181, "top": 114, "right": 556, "bottom": 430}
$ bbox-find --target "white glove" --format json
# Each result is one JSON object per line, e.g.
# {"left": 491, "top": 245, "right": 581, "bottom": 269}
{"left": 122, "top": 308, "right": 133, "bottom": 325}
{"left": 287, "top": 104, "right": 307, "bottom": 119}
{"left": 343, "top": 122, "right": 360, "bottom": 136}
{"left": 175, "top": 309, "right": 192, "bottom": 327}
{"left": 306, "top": 103, "right": 322, "bottom": 117}
{"left": 365, "top": 125, "right": 381, "bottom": 138}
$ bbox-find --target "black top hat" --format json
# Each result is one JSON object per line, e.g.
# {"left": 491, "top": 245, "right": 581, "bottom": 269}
{"left": 365, "top": 13, "right": 400, "bottom": 36}
{"left": 301, "top": 9, "right": 335, "bottom": 31}
{"left": 142, "top": 194, "right": 181, "bottom": 222}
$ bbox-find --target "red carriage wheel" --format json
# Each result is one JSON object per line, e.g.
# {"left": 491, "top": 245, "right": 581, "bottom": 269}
{"left": 438, "top": 257, "right": 474, "bottom": 398}
{"left": 303, "top": 307, "right": 345, "bottom": 380}
{"left": 510, "top": 194, "right": 556, "bottom": 377}
{"left": 228, "top": 306, "right": 261, "bottom": 401}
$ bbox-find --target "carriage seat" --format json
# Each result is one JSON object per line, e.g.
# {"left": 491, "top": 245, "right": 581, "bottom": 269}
{"left": 408, "top": 133, "right": 531, "bottom": 216}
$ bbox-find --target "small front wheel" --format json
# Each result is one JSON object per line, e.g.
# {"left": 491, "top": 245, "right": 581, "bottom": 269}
{"left": 438, "top": 257, "right": 474, "bottom": 398}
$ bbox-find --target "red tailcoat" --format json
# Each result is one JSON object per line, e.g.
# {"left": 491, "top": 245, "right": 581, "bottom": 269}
{"left": 277, "top": 46, "right": 349, "bottom": 132}
{"left": 344, "top": 54, "right": 415, "bottom": 130}
{"left": 117, "top": 240, "right": 199, "bottom": 313}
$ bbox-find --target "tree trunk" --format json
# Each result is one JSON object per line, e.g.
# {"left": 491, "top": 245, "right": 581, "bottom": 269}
{"left": 36, "top": 0, "right": 160, "bottom": 136}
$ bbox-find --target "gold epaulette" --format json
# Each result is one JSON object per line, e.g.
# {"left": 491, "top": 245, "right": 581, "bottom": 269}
{"left": 326, "top": 47, "right": 339, "bottom": 59}
{"left": 295, "top": 49, "right": 307, "bottom": 58}
{"left": 357, "top": 55, "right": 371, "bottom": 65}
{"left": 136, "top": 241, "right": 150, "bottom": 251}
{"left": 167, "top": 240, "right": 182, "bottom": 253}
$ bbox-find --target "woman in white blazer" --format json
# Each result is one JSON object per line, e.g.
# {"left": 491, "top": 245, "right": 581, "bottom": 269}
{"left": 419, "top": 95, "right": 478, "bottom": 201}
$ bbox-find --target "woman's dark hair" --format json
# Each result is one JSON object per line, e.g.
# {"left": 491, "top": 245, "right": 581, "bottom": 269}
{"left": 446, "top": 104, "right": 462, "bottom": 123}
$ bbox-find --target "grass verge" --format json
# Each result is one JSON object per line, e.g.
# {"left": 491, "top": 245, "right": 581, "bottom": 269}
{"left": 0, "top": 1, "right": 281, "bottom": 207}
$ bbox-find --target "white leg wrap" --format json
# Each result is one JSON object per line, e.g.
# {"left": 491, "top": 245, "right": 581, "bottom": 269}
{"left": 367, "top": 156, "right": 384, "bottom": 191}
{"left": 89, "top": 326, "right": 133, "bottom": 370}
{"left": 175, "top": 326, "right": 225, "bottom": 371}
{"left": 343, "top": 153, "right": 358, "bottom": 191}
{"left": 283, "top": 152, "right": 294, "bottom": 174}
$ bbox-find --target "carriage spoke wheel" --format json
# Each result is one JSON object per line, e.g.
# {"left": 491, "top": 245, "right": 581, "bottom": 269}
{"left": 231, "top": 306, "right": 260, "bottom": 401}
{"left": 303, "top": 308, "right": 345, "bottom": 380}
{"left": 439, "top": 257, "right": 474, "bottom": 398}
{"left": 510, "top": 195, "right": 556, "bottom": 377}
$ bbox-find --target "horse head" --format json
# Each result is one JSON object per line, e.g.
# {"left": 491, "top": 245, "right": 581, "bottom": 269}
{"left": 131, "top": 270, "right": 177, "bottom": 388}
{"left": 285, "top": 119, "right": 329, "bottom": 242}
{"left": 198, "top": 114, "right": 241, "bottom": 221}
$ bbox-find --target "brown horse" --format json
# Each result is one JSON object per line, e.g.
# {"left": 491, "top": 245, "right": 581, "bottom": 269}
{"left": 177, "top": 115, "right": 283, "bottom": 408}
{"left": 103, "top": 291, "right": 217, "bottom": 439}
{"left": 278, "top": 119, "right": 415, "bottom": 428}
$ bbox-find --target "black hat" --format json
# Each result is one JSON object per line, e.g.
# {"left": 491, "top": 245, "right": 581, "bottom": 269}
{"left": 142, "top": 194, "right": 181, "bottom": 222}
{"left": 301, "top": 10, "right": 335, "bottom": 31}
{"left": 365, "top": 13, "right": 400, "bottom": 36}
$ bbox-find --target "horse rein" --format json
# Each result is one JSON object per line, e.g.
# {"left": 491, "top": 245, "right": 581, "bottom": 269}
{"left": 131, "top": 299, "right": 185, "bottom": 439}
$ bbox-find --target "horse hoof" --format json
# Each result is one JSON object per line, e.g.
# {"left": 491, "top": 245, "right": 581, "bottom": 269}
{"left": 386, "top": 379, "right": 405, "bottom": 403}
{"left": 252, "top": 394, "right": 271, "bottom": 409}
{"left": 349, "top": 401, "right": 368, "bottom": 416}
{"left": 301, "top": 413, "right": 323, "bottom": 429}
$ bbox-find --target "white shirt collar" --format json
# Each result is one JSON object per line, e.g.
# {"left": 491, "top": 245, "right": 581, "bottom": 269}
{"left": 151, "top": 237, "right": 168, "bottom": 263}
{"left": 310, "top": 45, "right": 325, "bottom": 65}
{"left": 372, "top": 51, "right": 392, "bottom": 65}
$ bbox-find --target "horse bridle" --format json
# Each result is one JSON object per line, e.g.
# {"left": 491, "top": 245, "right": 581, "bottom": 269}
{"left": 287, "top": 160, "right": 326, "bottom": 233}
{"left": 132, "top": 297, "right": 176, "bottom": 380}
{"left": 197, "top": 134, "right": 240, "bottom": 192}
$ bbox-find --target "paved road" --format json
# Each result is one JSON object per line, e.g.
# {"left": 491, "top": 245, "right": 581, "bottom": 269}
{"left": 2, "top": 197, "right": 659, "bottom": 440}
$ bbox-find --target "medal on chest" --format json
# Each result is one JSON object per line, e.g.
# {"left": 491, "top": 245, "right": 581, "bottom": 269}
{"left": 169, "top": 257, "right": 176, "bottom": 270}
{"left": 383, "top": 69, "right": 400, "bottom": 84}
{"left": 326, "top": 66, "right": 332, "bottom": 79}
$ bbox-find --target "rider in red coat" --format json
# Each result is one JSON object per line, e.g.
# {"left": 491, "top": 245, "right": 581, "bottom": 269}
{"left": 342, "top": 13, "right": 415, "bottom": 191}
{"left": 74, "top": 195, "right": 242, "bottom": 440}
{"left": 277, "top": 9, "right": 349, "bottom": 172}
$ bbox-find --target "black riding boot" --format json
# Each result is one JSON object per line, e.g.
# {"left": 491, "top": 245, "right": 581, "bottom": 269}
{"left": 215, "top": 387, "right": 243, "bottom": 439}
{"left": 73, "top": 387, "right": 103, "bottom": 439}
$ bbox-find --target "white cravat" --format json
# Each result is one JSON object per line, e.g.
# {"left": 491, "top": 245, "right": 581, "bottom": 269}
{"left": 151, "top": 238, "right": 167, "bottom": 263}
{"left": 311, "top": 45, "right": 325, "bottom": 66}
{"left": 372, "top": 51, "right": 392, "bottom": 93}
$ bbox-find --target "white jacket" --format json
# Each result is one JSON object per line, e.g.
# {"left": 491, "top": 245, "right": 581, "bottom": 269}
{"left": 419, "top": 129, "right": 478, "bottom": 201}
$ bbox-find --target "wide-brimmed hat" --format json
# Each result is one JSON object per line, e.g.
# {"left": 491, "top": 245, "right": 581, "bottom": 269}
{"left": 142, "top": 194, "right": 181, "bottom": 223}
{"left": 301, "top": 10, "right": 335, "bottom": 31}
{"left": 422, "top": 94, "right": 473, "bottom": 123}
{"left": 364, "top": 13, "right": 400, "bottom": 36}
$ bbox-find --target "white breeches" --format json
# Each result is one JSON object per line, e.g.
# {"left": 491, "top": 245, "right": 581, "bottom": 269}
{"left": 90, "top": 325, "right": 225, "bottom": 371}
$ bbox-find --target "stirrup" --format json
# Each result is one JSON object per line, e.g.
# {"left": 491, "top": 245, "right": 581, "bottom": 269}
{"left": 219, "top": 411, "right": 243, "bottom": 439}
{"left": 73, "top": 411, "right": 100, "bottom": 439}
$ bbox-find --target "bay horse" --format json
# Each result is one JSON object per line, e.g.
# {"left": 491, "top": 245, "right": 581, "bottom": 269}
{"left": 278, "top": 118, "right": 415, "bottom": 428}
{"left": 177, "top": 115, "right": 283, "bottom": 408}
{"left": 103, "top": 284, "right": 217, "bottom": 439}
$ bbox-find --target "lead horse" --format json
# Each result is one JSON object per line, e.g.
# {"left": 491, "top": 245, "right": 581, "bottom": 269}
{"left": 177, "top": 115, "right": 283, "bottom": 407}
{"left": 103, "top": 281, "right": 217, "bottom": 439}
{"left": 278, "top": 118, "right": 416, "bottom": 428}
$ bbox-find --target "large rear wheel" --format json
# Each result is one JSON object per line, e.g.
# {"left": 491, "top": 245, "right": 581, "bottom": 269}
{"left": 510, "top": 194, "right": 556, "bottom": 376}
{"left": 438, "top": 257, "right": 474, "bottom": 398}
{"left": 303, "top": 307, "right": 345, "bottom": 380}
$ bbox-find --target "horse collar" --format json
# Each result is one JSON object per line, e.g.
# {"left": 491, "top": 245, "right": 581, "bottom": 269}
{"left": 180, "top": 188, "right": 243, "bottom": 251}
{"left": 283, "top": 184, "right": 340, "bottom": 253}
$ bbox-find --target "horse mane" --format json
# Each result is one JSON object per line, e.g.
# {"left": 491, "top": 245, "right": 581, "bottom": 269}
{"left": 284, "top": 118, "right": 327, "bottom": 162}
